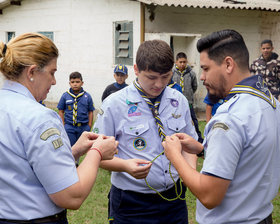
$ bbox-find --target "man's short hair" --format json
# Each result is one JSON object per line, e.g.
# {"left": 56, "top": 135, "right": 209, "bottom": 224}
{"left": 261, "top": 39, "right": 273, "bottom": 47}
{"left": 197, "top": 29, "right": 249, "bottom": 70}
{"left": 176, "top": 52, "right": 187, "bottom": 61}
{"left": 69, "top": 71, "right": 83, "bottom": 81}
{"left": 136, "top": 39, "right": 174, "bottom": 74}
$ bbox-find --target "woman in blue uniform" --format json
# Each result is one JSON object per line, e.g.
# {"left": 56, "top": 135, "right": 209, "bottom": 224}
{"left": 0, "top": 33, "right": 118, "bottom": 224}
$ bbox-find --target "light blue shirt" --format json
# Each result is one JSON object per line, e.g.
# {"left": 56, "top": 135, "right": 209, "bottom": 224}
{"left": 94, "top": 83, "right": 197, "bottom": 193}
{"left": 0, "top": 81, "right": 78, "bottom": 220}
{"left": 197, "top": 93, "right": 280, "bottom": 223}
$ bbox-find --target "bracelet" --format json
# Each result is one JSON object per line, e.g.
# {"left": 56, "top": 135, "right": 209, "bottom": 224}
{"left": 196, "top": 148, "right": 204, "bottom": 157}
{"left": 90, "top": 147, "right": 103, "bottom": 160}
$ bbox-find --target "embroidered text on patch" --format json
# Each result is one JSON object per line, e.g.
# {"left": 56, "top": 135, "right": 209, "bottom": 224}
{"left": 212, "top": 122, "right": 229, "bottom": 131}
{"left": 40, "top": 128, "right": 61, "bottom": 140}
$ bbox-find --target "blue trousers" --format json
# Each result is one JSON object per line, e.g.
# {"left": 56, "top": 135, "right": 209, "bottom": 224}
{"left": 108, "top": 183, "right": 188, "bottom": 224}
{"left": 64, "top": 123, "right": 91, "bottom": 146}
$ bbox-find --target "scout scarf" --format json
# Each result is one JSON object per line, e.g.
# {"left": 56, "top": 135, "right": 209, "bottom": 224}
{"left": 225, "top": 75, "right": 276, "bottom": 109}
{"left": 67, "top": 88, "right": 85, "bottom": 125}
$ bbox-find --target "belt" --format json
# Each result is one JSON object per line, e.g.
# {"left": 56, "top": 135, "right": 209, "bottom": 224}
{"left": 0, "top": 210, "right": 67, "bottom": 224}
{"left": 73, "top": 122, "right": 87, "bottom": 127}
{"left": 258, "top": 213, "right": 272, "bottom": 224}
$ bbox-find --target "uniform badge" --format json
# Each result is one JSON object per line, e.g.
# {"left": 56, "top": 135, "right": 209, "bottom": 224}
{"left": 93, "top": 127, "right": 99, "bottom": 134}
{"left": 172, "top": 113, "right": 181, "bottom": 119}
{"left": 40, "top": 128, "right": 61, "bottom": 140}
{"left": 133, "top": 137, "right": 147, "bottom": 151}
{"left": 212, "top": 122, "right": 229, "bottom": 131}
{"left": 98, "top": 109, "right": 104, "bottom": 115}
{"left": 171, "top": 99, "right": 179, "bottom": 107}
{"left": 68, "top": 105, "right": 72, "bottom": 110}
{"left": 128, "top": 105, "right": 141, "bottom": 117}
{"left": 52, "top": 137, "right": 64, "bottom": 149}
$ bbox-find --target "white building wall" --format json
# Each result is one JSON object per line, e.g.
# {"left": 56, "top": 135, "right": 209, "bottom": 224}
{"left": 0, "top": 0, "right": 141, "bottom": 108}
{"left": 144, "top": 6, "right": 280, "bottom": 111}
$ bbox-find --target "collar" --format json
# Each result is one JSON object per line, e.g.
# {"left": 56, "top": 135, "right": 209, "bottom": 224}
{"left": 225, "top": 75, "right": 276, "bottom": 109}
{"left": 69, "top": 87, "right": 84, "bottom": 95}
{"left": 2, "top": 80, "right": 36, "bottom": 101}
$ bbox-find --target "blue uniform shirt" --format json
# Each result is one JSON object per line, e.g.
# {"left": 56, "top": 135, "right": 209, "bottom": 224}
{"left": 197, "top": 75, "right": 280, "bottom": 223}
{"left": 0, "top": 81, "right": 78, "bottom": 220}
{"left": 203, "top": 94, "right": 224, "bottom": 116}
{"left": 57, "top": 88, "right": 95, "bottom": 125}
{"left": 94, "top": 83, "right": 197, "bottom": 193}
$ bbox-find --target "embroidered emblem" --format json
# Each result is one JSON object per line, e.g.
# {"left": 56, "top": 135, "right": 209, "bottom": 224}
{"left": 171, "top": 99, "right": 179, "bottom": 107}
{"left": 172, "top": 113, "right": 181, "bottom": 119}
{"left": 52, "top": 137, "right": 63, "bottom": 149}
{"left": 68, "top": 105, "right": 72, "bottom": 110}
{"left": 98, "top": 109, "right": 104, "bottom": 115}
{"left": 212, "top": 122, "right": 229, "bottom": 131}
{"left": 128, "top": 105, "right": 141, "bottom": 117}
{"left": 256, "top": 75, "right": 269, "bottom": 94}
{"left": 133, "top": 138, "right": 147, "bottom": 151}
{"left": 93, "top": 128, "right": 99, "bottom": 134}
{"left": 40, "top": 128, "right": 61, "bottom": 141}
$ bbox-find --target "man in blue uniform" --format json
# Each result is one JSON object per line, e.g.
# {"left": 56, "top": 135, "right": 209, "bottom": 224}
{"left": 94, "top": 39, "right": 197, "bottom": 224}
{"left": 163, "top": 29, "right": 280, "bottom": 224}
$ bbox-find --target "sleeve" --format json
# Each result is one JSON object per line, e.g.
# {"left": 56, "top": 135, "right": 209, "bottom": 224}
{"left": 87, "top": 93, "right": 95, "bottom": 111}
{"left": 57, "top": 93, "right": 66, "bottom": 110}
{"left": 24, "top": 112, "right": 78, "bottom": 194}
{"left": 202, "top": 114, "right": 245, "bottom": 180}
{"left": 250, "top": 61, "right": 256, "bottom": 74}
{"left": 191, "top": 71, "right": 198, "bottom": 93}
{"left": 93, "top": 100, "right": 115, "bottom": 136}
{"left": 101, "top": 86, "right": 109, "bottom": 102}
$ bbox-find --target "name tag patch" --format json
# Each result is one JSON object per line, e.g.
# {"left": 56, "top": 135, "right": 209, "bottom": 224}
{"left": 40, "top": 128, "right": 61, "bottom": 140}
{"left": 212, "top": 122, "right": 229, "bottom": 131}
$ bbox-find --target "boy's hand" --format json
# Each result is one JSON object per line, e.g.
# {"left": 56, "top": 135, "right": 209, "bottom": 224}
{"left": 91, "top": 135, "right": 118, "bottom": 160}
{"left": 124, "top": 159, "right": 152, "bottom": 179}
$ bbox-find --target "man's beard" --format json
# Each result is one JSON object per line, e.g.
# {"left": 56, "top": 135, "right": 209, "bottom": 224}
{"left": 206, "top": 75, "right": 227, "bottom": 103}
{"left": 208, "top": 93, "right": 221, "bottom": 104}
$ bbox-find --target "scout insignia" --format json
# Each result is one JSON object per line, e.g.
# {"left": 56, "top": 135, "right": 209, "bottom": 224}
{"left": 133, "top": 137, "right": 147, "bottom": 151}
{"left": 40, "top": 128, "right": 61, "bottom": 140}
{"left": 128, "top": 105, "right": 141, "bottom": 117}
{"left": 170, "top": 99, "right": 179, "bottom": 107}
{"left": 98, "top": 109, "right": 104, "bottom": 115}
{"left": 52, "top": 138, "right": 64, "bottom": 149}
{"left": 93, "top": 127, "right": 99, "bottom": 134}
{"left": 172, "top": 113, "right": 181, "bottom": 119}
{"left": 212, "top": 122, "right": 229, "bottom": 131}
{"left": 68, "top": 105, "right": 72, "bottom": 110}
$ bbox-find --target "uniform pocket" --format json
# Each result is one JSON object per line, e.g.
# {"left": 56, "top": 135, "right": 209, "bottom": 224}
{"left": 166, "top": 118, "right": 186, "bottom": 133}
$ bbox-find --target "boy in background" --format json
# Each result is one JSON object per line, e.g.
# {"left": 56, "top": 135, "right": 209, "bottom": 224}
{"left": 94, "top": 40, "right": 197, "bottom": 224}
{"left": 203, "top": 93, "right": 224, "bottom": 123}
{"left": 57, "top": 72, "right": 95, "bottom": 165}
{"left": 102, "top": 64, "right": 128, "bottom": 101}
{"left": 172, "top": 52, "right": 204, "bottom": 143}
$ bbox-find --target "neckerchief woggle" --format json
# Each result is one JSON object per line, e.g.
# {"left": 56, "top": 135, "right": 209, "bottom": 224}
{"left": 225, "top": 75, "right": 276, "bottom": 109}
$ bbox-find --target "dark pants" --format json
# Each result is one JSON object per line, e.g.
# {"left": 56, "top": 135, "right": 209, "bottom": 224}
{"left": 64, "top": 123, "right": 91, "bottom": 146}
{"left": 189, "top": 104, "right": 203, "bottom": 143}
{"left": 108, "top": 183, "right": 188, "bottom": 224}
{"left": 258, "top": 214, "right": 273, "bottom": 224}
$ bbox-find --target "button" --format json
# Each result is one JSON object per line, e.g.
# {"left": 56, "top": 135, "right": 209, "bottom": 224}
{"left": 176, "top": 128, "right": 178, "bottom": 131}
{"left": 165, "top": 170, "right": 167, "bottom": 173}
{"left": 136, "top": 132, "right": 139, "bottom": 135}
{"left": 162, "top": 153, "right": 164, "bottom": 155}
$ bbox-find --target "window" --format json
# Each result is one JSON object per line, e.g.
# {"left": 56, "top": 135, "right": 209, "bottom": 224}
{"left": 114, "top": 21, "right": 133, "bottom": 65}
{"left": 6, "top": 32, "right": 15, "bottom": 42}
{"left": 38, "top": 31, "right": 54, "bottom": 41}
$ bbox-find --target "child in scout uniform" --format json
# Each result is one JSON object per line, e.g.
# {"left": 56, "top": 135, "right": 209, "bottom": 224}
{"left": 101, "top": 64, "right": 128, "bottom": 101}
{"left": 57, "top": 72, "right": 95, "bottom": 165}
{"left": 94, "top": 40, "right": 197, "bottom": 224}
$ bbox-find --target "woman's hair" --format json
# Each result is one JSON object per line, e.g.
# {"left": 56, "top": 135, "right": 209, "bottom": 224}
{"left": 0, "top": 32, "right": 59, "bottom": 80}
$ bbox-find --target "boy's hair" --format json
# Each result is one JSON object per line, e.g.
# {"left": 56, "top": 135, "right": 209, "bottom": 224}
{"left": 69, "top": 71, "right": 83, "bottom": 81}
{"left": 136, "top": 39, "right": 174, "bottom": 74}
{"left": 197, "top": 29, "right": 249, "bottom": 71}
{"left": 176, "top": 52, "right": 187, "bottom": 61}
{"left": 261, "top": 39, "right": 273, "bottom": 47}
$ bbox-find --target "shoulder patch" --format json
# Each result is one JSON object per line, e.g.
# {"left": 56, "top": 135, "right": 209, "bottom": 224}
{"left": 212, "top": 122, "right": 229, "bottom": 131}
{"left": 40, "top": 128, "right": 61, "bottom": 141}
{"left": 52, "top": 137, "right": 64, "bottom": 149}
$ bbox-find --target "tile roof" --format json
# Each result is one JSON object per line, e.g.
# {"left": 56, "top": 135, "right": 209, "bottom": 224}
{"left": 136, "top": 0, "right": 280, "bottom": 11}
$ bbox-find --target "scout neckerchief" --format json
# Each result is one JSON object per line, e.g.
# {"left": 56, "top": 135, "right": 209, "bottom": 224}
{"left": 167, "top": 79, "right": 176, "bottom": 89}
{"left": 67, "top": 88, "right": 85, "bottom": 125}
{"left": 133, "top": 79, "right": 185, "bottom": 201}
{"left": 176, "top": 65, "right": 187, "bottom": 92}
{"left": 225, "top": 75, "right": 276, "bottom": 109}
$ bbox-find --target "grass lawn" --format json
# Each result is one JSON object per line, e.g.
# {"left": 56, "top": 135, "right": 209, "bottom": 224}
{"left": 67, "top": 121, "right": 280, "bottom": 224}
